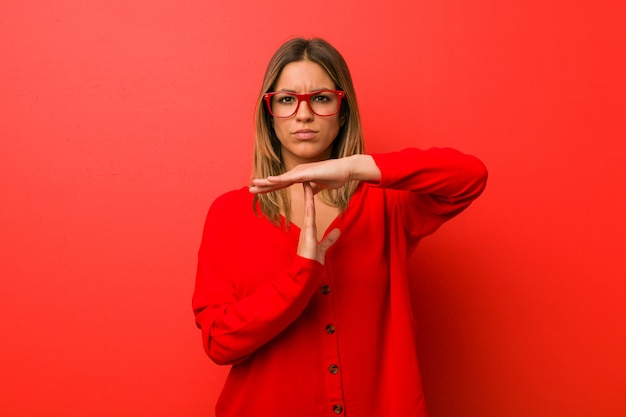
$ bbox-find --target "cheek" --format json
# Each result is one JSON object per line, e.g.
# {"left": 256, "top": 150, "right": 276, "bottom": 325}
{"left": 325, "top": 118, "right": 342, "bottom": 139}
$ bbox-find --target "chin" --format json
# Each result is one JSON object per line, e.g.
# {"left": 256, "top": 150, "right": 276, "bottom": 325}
{"left": 297, "top": 147, "right": 332, "bottom": 160}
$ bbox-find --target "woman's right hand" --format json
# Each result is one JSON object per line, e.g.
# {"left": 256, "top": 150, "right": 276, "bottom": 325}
{"left": 249, "top": 154, "right": 381, "bottom": 196}
{"left": 298, "top": 182, "right": 340, "bottom": 265}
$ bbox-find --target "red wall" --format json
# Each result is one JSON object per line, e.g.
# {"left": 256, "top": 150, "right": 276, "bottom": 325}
{"left": 1, "top": 1, "right": 624, "bottom": 416}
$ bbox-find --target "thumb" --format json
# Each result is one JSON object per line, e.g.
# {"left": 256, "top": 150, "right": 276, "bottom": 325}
{"left": 318, "top": 228, "right": 341, "bottom": 257}
{"left": 309, "top": 181, "right": 322, "bottom": 195}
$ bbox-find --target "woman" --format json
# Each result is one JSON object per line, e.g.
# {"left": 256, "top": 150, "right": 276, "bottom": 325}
{"left": 192, "top": 37, "right": 487, "bottom": 417}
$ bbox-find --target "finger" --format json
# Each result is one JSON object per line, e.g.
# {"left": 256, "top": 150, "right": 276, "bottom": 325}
{"left": 249, "top": 177, "right": 297, "bottom": 194}
{"left": 250, "top": 178, "right": 273, "bottom": 186}
{"left": 248, "top": 184, "right": 283, "bottom": 194}
{"left": 297, "top": 182, "right": 318, "bottom": 260}
{"left": 308, "top": 182, "right": 321, "bottom": 195}
{"left": 266, "top": 163, "right": 323, "bottom": 186}
{"left": 248, "top": 179, "right": 292, "bottom": 194}
{"left": 319, "top": 228, "right": 341, "bottom": 254}
{"left": 250, "top": 178, "right": 293, "bottom": 188}
{"left": 302, "top": 182, "right": 316, "bottom": 232}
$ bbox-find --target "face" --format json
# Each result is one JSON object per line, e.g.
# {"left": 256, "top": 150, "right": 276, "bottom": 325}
{"left": 271, "top": 60, "right": 342, "bottom": 170}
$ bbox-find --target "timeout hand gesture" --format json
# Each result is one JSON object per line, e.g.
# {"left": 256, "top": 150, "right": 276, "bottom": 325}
{"left": 248, "top": 155, "right": 381, "bottom": 265}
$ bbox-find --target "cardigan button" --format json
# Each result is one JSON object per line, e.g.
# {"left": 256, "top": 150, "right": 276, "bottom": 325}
{"left": 333, "top": 404, "right": 343, "bottom": 414}
{"left": 329, "top": 364, "right": 339, "bottom": 374}
{"left": 321, "top": 285, "right": 331, "bottom": 295}
{"left": 325, "top": 324, "right": 336, "bottom": 334}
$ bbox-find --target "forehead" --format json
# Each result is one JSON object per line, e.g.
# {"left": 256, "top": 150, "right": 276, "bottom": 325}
{"left": 274, "top": 60, "right": 335, "bottom": 91}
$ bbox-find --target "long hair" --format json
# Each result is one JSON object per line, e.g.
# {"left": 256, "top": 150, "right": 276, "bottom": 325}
{"left": 252, "top": 37, "right": 364, "bottom": 224}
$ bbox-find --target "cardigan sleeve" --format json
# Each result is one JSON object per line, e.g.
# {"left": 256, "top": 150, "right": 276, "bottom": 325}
{"left": 191, "top": 195, "right": 325, "bottom": 366}
{"left": 370, "top": 147, "right": 488, "bottom": 240}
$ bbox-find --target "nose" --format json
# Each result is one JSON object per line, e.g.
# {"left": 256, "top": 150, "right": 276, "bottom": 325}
{"left": 295, "top": 97, "right": 314, "bottom": 121}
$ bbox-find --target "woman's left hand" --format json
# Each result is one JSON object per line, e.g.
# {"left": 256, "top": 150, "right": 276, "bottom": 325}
{"left": 297, "top": 182, "right": 340, "bottom": 264}
{"left": 249, "top": 155, "right": 381, "bottom": 195}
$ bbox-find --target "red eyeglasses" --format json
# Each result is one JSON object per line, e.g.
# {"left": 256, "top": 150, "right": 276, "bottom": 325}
{"left": 263, "top": 90, "right": 345, "bottom": 118}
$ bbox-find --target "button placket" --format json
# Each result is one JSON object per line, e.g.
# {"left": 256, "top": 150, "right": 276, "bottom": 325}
{"left": 319, "top": 272, "right": 344, "bottom": 415}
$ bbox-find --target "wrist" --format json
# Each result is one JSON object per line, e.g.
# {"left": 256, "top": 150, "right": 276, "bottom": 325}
{"left": 349, "top": 154, "right": 381, "bottom": 183}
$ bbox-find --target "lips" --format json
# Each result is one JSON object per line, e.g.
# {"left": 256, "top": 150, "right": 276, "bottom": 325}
{"left": 293, "top": 129, "right": 318, "bottom": 140}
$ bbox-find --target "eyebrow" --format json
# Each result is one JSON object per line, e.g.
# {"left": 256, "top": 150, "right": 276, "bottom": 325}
{"left": 276, "top": 88, "right": 333, "bottom": 93}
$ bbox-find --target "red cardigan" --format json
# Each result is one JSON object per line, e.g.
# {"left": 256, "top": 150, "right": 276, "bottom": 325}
{"left": 192, "top": 148, "right": 488, "bottom": 417}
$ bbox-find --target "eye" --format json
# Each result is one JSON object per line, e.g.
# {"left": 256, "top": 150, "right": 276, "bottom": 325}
{"left": 312, "top": 92, "right": 333, "bottom": 103}
{"left": 275, "top": 94, "right": 296, "bottom": 105}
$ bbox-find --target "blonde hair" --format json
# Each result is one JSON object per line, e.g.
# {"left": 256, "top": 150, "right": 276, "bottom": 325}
{"left": 252, "top": 37, "right": 364, "bottom": 224}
